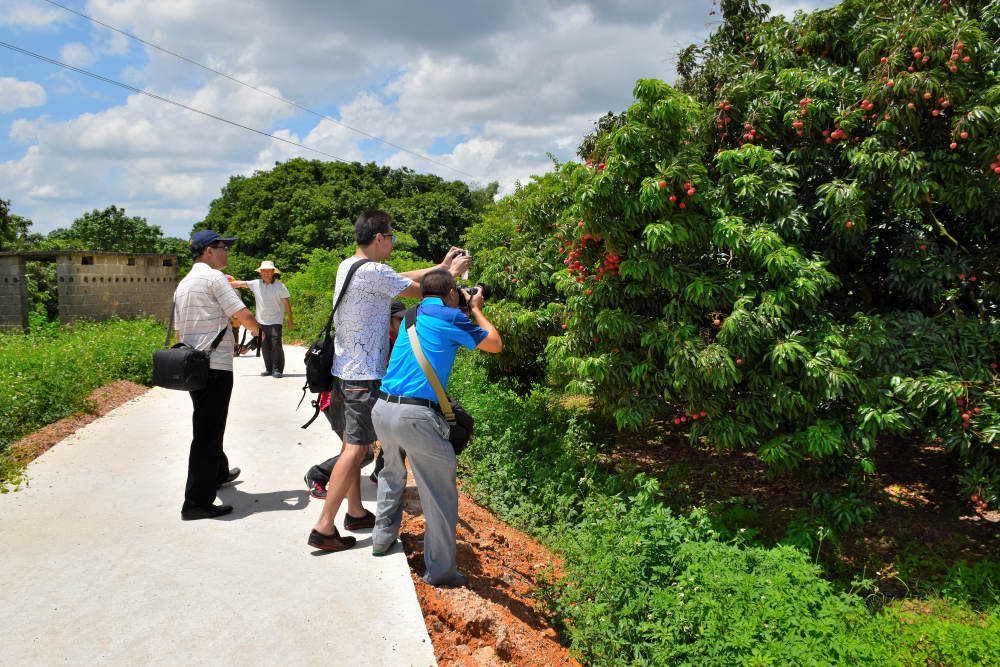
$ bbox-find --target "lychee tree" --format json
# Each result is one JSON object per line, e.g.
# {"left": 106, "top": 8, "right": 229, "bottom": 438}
{"left": 466, "top": 0, "right": 1000, "bottom": 509}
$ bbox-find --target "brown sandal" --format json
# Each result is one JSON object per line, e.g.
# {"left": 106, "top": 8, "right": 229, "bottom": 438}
{"left": 307, "top": 527, "right": 357, "bottom": 551}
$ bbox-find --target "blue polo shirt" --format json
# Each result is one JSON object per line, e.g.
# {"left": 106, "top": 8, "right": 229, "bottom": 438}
{"left": 381, "top": 297, "right": 488, "bottom": 402}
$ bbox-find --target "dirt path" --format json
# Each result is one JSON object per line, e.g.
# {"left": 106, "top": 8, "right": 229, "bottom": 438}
{"left": 397, "top": 478, "right": 579, "bottom": 667}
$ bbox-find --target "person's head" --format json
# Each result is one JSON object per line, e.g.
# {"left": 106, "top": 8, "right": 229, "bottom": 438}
{"left": 389, "top": 299, "right": 406, "bottom": 338}
{"left": 190, "top": 230, "right": 237, "bottom": 270}
{"left": 421, "top": 269, "right": 460, "bottom": 308}
{"left": 255, "top": 260, "right": 280, "bottom": 283}
{"left": 355, "top": 209, "right": 396, "bottom": 261}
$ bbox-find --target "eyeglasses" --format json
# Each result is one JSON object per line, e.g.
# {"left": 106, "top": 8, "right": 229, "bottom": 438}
{"left": 210, "top": 244, "right": 228, "bottom": 252}
{"left": 381, "top": 233, "right": 397, "bottom": 246}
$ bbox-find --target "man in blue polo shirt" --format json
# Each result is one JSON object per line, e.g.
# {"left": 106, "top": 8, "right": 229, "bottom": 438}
{"left": 370, "top": 269, "right": 502, "bottom": 587}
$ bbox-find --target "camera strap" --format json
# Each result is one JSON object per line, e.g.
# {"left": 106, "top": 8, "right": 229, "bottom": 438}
{"left": 403, "top": 306, "right": 456, "bottom": 425}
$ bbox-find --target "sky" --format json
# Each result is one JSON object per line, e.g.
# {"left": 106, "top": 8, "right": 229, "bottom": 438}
{"left": 0, "top": 0, "right": 831, "bottom": 238}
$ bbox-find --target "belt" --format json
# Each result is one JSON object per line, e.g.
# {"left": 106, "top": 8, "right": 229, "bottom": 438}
{"left": 378, "top": 391, "right": 441, "bottom": 414}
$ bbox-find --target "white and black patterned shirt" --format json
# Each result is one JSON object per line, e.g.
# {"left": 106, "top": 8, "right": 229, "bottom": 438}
{"left": 332, "top": 256, "right": 412, "bottom": 380}
{"left": 174, "top": 262, "right": 246, "bottom": 371}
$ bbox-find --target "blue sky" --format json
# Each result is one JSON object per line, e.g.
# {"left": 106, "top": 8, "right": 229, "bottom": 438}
{"left": 0, "top": 0, "right": 829, "bottom": 238}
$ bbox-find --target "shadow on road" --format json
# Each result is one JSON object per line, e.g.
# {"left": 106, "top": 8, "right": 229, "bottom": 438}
{"left": 216, "top": 483, "right": 311, "bottom": 519}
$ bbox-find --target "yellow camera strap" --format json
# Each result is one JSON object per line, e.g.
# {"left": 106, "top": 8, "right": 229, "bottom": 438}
{"left": 405, "top": 312, "right": 456, "bottom": 425}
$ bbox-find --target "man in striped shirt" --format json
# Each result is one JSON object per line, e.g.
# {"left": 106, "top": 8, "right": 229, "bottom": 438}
{"left": 174, "top": 230, "right": 262, "bottom": 520}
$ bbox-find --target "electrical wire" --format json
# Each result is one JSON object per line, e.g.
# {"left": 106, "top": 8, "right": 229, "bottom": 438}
{"left": 0, "top": 41, "right": 356, "bottom": 164}
{"left": 40, "top": 0, "right": 505, "bottom": 192}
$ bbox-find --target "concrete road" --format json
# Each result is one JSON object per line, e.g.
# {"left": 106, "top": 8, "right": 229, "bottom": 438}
{"left": 0, "top": 347, "right": 436, "bottom": 667}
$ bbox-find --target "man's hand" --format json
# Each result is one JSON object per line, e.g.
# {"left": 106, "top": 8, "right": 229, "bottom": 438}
{"left": 441, "top": 247, "right": 472, "bottom": 277}
{"left": 469, "top": 288, "right": 486, "bottom": 312}
{"left": 287, "top": 319, "right": 294, "bottom": 332}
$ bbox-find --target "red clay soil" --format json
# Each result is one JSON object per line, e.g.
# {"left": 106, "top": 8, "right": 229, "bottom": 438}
{"left": 397, "top": 477, "right": 579, "bottom": 667}
{"left": 9, "top": 380, "right": 150, "bottom": 464}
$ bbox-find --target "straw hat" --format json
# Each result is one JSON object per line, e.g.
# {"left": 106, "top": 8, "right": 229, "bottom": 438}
{"left": 255, "top": 260, "right": 281, "bottom": 273}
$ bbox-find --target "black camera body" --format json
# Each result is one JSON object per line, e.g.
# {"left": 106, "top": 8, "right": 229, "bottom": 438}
{"left": 457, "top": 282, "right": 492, "bottom": 311}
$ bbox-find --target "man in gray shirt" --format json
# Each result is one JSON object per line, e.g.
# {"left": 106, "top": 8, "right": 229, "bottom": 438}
{"left": 232, "top": 260, "right": 293, "bottom": 378}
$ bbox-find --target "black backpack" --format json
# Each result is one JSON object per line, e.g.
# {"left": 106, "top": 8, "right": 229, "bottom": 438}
{"left": 299, "top": 259, "right": 370, "bottom": 427}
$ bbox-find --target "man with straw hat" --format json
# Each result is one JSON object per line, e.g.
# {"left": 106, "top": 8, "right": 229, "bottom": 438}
{"left": 231, "top": 260, "right": 294, "bottom": 378}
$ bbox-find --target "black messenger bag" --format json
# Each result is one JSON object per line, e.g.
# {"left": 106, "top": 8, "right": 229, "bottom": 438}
{"left": 152, "top": 304, "right": 229, "bottom": 391}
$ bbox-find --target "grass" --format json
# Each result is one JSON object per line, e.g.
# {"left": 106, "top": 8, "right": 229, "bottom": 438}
{"left": 0, "top": 317, "right": 163, "bottom": 491}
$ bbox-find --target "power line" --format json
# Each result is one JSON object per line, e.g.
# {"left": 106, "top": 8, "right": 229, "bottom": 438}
{"left": 40, "top": 0, "right": 505, "bottom": 193}
{"left": 0, "top": 41, "right": 353, "bottom": 164}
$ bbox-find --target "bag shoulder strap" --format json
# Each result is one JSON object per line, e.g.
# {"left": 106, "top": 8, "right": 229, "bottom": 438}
{"left": 404, "top": 306, "right": 456, "bottom": 425}
{"left": 164, "top": 301, "right": 175, "bottom": 348}
{"left": 166, "top": 296, "right": 229, "bottom": 352}
{"left": 331, "top": 258, "right": 371, "bottom": 319}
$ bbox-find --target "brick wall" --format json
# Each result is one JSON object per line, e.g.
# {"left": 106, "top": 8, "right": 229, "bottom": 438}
{"left": 55, "top": 254, "right": 180, "bottom": 326}
{"left": 0, "top": 255, "right": 29, "bottom": 333}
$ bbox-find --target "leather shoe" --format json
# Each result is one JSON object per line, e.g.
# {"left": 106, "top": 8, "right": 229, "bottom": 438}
{"left": 308, "top": 527, "right": 356, "bottom": 551}
{"left": 260, "top": 370, "right": 272, "bottom": 376}
{"left": 181, "top": 504, "right": 234, "bottom": 521}
{"left": 217, "top": 467, "right": 240, "bottom": 488}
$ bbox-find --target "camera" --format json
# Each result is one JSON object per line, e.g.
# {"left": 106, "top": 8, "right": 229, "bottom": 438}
{"left": 457, "top": 282, "right": 491, "bottom": 311}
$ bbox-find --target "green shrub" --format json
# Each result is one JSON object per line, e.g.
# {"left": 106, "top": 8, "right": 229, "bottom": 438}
{"left": 538, "top": 479, "right": 879, "bottom": 667}
{"left": 859, "top": 601, "right": 1000, "bottom": 667}
{"left": 0, "top": 318, "right": 163, "bottom": 489}
{"left": 454, "top": 349, "right": 1000, "bottom": 665}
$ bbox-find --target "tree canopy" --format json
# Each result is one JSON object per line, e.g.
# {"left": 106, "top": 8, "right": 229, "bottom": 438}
{"left": 195, "top": 158, "right": 498, "bottom": 272}
{"left": 465, "top": 0, "right": 1000, "bottom": 508}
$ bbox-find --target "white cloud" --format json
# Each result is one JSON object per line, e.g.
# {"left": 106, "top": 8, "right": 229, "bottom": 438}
{"left": 0, "top": 78, "right": 47, "bottom": 113}
{"left": 9, "top": 116, "right": 48, "bottom": 142}
{"left": 58, "top": 42, "right": 98, "bottom": 67}
{"left": 0, "top": 0, "right": 65, "bottom": 27}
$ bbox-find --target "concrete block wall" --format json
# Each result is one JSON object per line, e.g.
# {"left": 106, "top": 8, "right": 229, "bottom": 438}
{"left": 0, "top": 255, "right": 30, "bottom": 332}
{"left": 55, "top": 254, "right": 180, "bottom": 327}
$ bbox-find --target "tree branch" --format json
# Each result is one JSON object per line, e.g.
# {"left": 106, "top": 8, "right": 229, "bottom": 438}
{"left": 920, "top": 199, "right": 966, "bottom": 252}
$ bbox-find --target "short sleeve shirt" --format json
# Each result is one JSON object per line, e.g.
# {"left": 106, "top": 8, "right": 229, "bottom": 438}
{"left": 380, "top": 297, "right": 488, "bottom": 402}
{"left": 245, "top": 278, "right": 290, "bottom": 325}
{"left": 332, "top": 257, "right": 413, "bottom": 380}
{"left": 174, "top": 262, "right": 246, "bottom": 371}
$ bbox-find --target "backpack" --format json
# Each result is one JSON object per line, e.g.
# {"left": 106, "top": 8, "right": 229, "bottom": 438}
{"left": 299, "top": 259, "right": 370, "bottom": 427}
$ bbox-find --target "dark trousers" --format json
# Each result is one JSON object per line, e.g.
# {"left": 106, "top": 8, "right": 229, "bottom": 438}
{"left": 261, "top": 324, "right": 284, "bottom": 373}
{"left": 184, "top": 369, "right": 233, "bottom": 511}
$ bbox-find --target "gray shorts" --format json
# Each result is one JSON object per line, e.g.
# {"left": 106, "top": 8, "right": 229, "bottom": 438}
{"left": 326, "top": 378, "right": 381, "bottom": 448}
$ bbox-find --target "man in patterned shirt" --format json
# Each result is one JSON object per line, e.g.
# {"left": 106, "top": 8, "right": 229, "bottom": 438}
{"left": 174, "top": 230, "right": 262, "bottom": 520}
{"left": 307, "top": 210, "right": 471, "bottom": 551}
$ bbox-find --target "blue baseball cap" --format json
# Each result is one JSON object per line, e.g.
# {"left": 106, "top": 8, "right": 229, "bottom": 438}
{"left": 189, "top": 230, "right": 238, "bottom": 253}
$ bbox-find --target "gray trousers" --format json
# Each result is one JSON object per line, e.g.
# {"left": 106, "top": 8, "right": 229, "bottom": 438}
{"left": 371, "top": 399, "right": 458, "bottom": 585}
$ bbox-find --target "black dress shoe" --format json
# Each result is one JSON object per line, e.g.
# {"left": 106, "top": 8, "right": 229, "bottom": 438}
{"left": 217, "top": 467, "right": 240, "bottom": 488}
{"left": 181, "top": 504, "right": 234, "bottom": 521}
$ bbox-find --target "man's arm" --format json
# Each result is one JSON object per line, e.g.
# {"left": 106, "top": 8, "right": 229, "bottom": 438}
{"left": 396, "top": 247, "right": 473, "bottom": 298}
{"left": 229, "top": 280, "right": 248, "bottom": 288}
{"left": 233, "top": 308, "right": 262, "bottom": 338}
{"left": 282, "top": 297, "right": 294, "bottom": 331}
{"left": 467, "top": 291, "right": 502, "bottom": 353}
